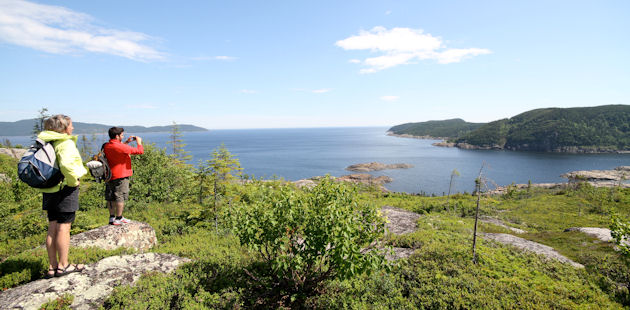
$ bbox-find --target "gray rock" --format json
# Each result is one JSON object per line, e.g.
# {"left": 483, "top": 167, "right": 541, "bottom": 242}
{"left": 0, "top": 148, "right": 26, "bottom": 159}
{"left": 346, "top": 162, "right": 413, "bottom": 172}
{"left": 483, "top": 233, "right": 583, "bottom": 268}
{"left": 293, "top": 179, "right": 316, "bottom": 189}
{"left": 565, "top": 227, "right": 630, "bottom": 247}
{"left": 0, "top": 253, "right": 191, "bottom": 310}
{"left": 70, "top": 221, "right": 157, "bottom": 252}
{"left": 381, "top": 206, "right": 421, "bottom": 235}
{"left": 480, "top": 216, "right": 526, "bottom": 234}
{"left": 0, "top": 173, "right": 10, "bottom": 183}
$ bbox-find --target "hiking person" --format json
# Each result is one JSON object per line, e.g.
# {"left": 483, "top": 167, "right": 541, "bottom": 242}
{"left": 103, "top": 127, "right": 143, "bottom": 225}
{"left": 38, "top": 114, "right": 87, "bottom": 278}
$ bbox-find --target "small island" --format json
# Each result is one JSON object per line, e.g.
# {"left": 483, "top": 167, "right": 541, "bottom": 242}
{"left": 346, "top": 162, "right": 414, "bottom": 172}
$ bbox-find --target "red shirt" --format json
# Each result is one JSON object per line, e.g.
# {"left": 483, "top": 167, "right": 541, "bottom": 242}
{"left": 103, "top": 139, "right": 144, "bottom": 180}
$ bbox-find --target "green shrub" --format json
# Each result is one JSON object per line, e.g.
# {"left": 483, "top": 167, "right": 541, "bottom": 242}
{"left": 129, "top": 144, "right": 196, "bottom": 204}
{"left": 231, "top": 177, "right": 388, "bottom": 307}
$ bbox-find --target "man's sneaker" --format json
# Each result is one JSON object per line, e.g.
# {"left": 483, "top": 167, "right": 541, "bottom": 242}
{"left": 109, "top": 217, "right": 115, "bottom": 225}
{"left": 112, "top": 219, "right": 123, "bottom": 226}
{"left": 120, "top": 217, "right": 131, "bottom": 224}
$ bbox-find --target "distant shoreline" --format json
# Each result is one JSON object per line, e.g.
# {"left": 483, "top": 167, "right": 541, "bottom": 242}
{"left": 385, "top": 131, "right": 446, "bottom": 141}
{"left": 386, "top": 131, "right": 630, "bottom": 154}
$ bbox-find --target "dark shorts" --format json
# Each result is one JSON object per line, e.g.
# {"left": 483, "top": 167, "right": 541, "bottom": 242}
{"left": 105, "top": 177, "right": 130, "bottom": 202}
{"left": 47, "top": 210, "right": 76, "bottom": 223}
{"left": 42, "top": 186, "right": 79, "bottom": 213}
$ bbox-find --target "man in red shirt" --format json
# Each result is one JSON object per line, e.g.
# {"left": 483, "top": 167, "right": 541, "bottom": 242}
{"left": 103, "top": 127, "right": 144, "bottom": 225}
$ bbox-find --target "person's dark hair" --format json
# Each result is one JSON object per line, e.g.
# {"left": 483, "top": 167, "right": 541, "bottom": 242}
{"left": 108, "top": 127, "right": 124, "bottom": 139}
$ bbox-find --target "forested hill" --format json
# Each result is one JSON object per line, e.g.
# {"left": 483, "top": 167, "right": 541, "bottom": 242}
{"left": 387, "top": 118, "right": 485, "bottom": 139}
{"left": 455, "top": 105, "right": 630, "bottom": 152}
{"left": 0, "top": 119, "right": 207, "bottom": 136}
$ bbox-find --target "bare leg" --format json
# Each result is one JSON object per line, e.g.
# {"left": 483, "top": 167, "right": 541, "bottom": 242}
{"left": 113, "top": 201, "right": 125, "bottom": 217}
{"left": 55, "top": 222, "right": 71, "bottom": 268}
{"left": 46, "top": 221, "right": 59, "bottom": 271}
{"left": 107, "top": 201, "right": 115, "bottom": 216}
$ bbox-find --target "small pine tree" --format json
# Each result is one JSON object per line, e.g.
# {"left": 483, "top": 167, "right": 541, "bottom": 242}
{"left": 197, "top": 144, "right": 242, "bottom": 231}
{"left": 446, "top": 168, "right": 460, "bottom": 211}
{"left": 167, "top": 121, "right": 192, "bottom": 163}
{"left": 32, "top": 107, "right": 49, "bottom": 141}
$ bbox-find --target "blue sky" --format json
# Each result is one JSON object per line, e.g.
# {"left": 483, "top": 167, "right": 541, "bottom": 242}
{"left": 1, "top": 0, "right": 628, "bottom": 129}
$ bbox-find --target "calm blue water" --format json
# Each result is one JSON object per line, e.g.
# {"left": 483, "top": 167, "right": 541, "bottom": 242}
{"left": 4, "top": 127, "right": 629, "bottom": 194}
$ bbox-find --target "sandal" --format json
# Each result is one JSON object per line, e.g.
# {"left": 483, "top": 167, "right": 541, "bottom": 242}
{"left": 55, "top": 264, "right": 85, "bottom": 277}
{"left": 44, "top": 267, "right": 56, "bottom": 279}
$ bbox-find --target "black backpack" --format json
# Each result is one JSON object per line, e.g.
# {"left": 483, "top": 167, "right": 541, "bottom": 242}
{"left": 86, "top": 143, "right": 111, "bottom": 183}
{"left": 17, "top": 139, "right": 64, "bottom": 188}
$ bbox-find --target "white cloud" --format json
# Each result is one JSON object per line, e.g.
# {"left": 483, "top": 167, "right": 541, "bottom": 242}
{"left": 214, "top": 55, "right": 237, "bottom": 61}
{"left": 348, "top": 59, "right": 361, "bottom": 64}
{"left": 0, "top": 0, "right": 165, "bottom": 61}
{"left": 240, "top": 89, "right": 258, "bottom": 94}
{"left": 380, "top": 96, "right": 399, "bottom": 102}
{"left": 385, "top": 10, "right": 392, "bottom": 15}
{"left": 336, "top": 26, "right": 491, "bottom": 73}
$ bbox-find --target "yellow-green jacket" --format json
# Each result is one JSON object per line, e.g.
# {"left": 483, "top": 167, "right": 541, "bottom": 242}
{"left": 37, "top": 131, "right": 88, "bottom": 193}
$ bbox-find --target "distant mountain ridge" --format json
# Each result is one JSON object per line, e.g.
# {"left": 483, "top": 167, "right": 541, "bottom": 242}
{"left": 389, "top": 105, "right": 630, "bottom": 153}
{"left": 0, "top": 119, "right": 207, "bottom": 136}
{"left": 387, "top": 118, "right": 485, "bottom": 139}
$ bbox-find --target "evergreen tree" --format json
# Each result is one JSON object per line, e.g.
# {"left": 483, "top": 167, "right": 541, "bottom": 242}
{"left": 196, "top": 144, "right": 242, "bottom": 231}
{"left": 167, "top": 121, "right": 192, "bottom": 163}
{"left": 32, "top": 107, "right": 49, "bottom": 141}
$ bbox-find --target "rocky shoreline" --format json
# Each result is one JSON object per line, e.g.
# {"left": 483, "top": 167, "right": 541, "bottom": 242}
{"left": 489, "top": 166, "right": 630, "bottom": 195}
{"left": 430, "top": 140, "right": 630, "bottom": 154}
{"left": 346, "top": 162, "right": 413, "bottom": 172}
{"left": 388, "top": 133, "right": 630, "bottom": 154}
{"left": 385, "top": 131, "right": 446, "bottom": 140}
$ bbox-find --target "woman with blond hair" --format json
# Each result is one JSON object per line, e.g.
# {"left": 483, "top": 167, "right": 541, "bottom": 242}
{"left": 37, "top": 114, "right": 87, "bottom": 278}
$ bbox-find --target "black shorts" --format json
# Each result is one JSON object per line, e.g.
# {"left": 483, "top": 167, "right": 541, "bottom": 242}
{"left": 47, "top": 210, "right": 76, "bottom": 223}
{"left": 42, "top": 186, "right": 79, "bottom": 213}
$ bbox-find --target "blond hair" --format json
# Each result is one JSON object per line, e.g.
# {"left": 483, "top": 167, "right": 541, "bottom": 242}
{"left": 44, "top": 114, "right": 72, "bottom": 133}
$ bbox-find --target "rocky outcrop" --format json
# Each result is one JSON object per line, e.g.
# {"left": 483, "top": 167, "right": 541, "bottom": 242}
{"left": 380, "top": 206, "right": 422, "bottom": 260}
{"left": 381, "top": 206, "right": 422, "bottom": 235}
{"left": 480, "top": 216, "right": 526, "bottom": 234}
{"left": 432, "top": 141, "right": 456, "bottom": 148}
{"left": 564, "top": 227, "right": 630, "bottom": 247}
{"left": 561, "top": 166, "right": 630, "bottom": 183}
{"left": 0, "top": 147, "right": 26, "bottom": 159}
{"left": 483, "top": 233, "right": 583, "bottom": 268}
{"left": 293, "top": 179, "right": 316, "bottom": 189}
{"left": 346, "top": 162, "right": 414, "bottom": 172}
{"left": 386, "top": 132, "right": 447, "bottom": 140}
{"left": 338, "top": 174, "right": 392, "bottom": 185}
{"left": 69, "top": 221, "right": 157, "bottom": 251}
{"left": 0, "top": 253, "right": 190, "bottom": 310}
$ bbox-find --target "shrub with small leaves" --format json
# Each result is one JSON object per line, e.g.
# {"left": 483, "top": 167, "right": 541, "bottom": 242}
{"left": 231, "top": 177, "right": 388, "bottom": 307}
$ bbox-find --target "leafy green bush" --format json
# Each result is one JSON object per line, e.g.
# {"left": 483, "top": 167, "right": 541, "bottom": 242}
{"left": 129, "top": 144, "right": 195, "bottom": 204}
{"left": 231, "top": 177, "right": 388, "bottom": 307}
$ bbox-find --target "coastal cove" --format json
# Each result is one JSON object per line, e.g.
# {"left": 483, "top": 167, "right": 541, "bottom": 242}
{"left": 3, "top": 127, "right": 629, "bottom": 194}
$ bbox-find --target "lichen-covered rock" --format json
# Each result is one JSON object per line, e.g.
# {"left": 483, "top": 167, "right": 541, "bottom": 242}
{"left": 293, "top": 179, "right": 316, "bottom": 189}
{"left": 483, "top": 233, "right": 584, "bottom": 268}
{"left": 0, "top": 147, "right": 26, "bottom": 159}
{"left": 381, "top": 206, "right": 421, "bottom": 235}
{"left": 70, "top": 221, "right": 157, "bottom": 251}
{"left": 565, "top": 227, "right": 630, "bottom": 246}
{"left": 0, "top": 253, "right": 191, "bottom": 310}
